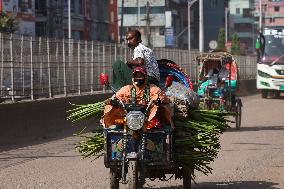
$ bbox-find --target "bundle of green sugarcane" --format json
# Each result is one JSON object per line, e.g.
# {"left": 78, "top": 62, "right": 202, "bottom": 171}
{"left": 75, "top": 132, "right": 105, "bottom": 159}
{"left": 67, "top": 101, "right": 231, "bottom": 177}
{"left": 67, "top": 101, "right": 105, "bottom": 123}
{"left": 174, "top": 110, "right": 231, "bottom": 177}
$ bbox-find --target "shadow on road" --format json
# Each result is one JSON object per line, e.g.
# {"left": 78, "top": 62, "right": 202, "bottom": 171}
{"left": 144, "top": 180, "right": 280, "bottom": 189}
{"left": 226, "top": 125, "right": 284, "bottom": 132}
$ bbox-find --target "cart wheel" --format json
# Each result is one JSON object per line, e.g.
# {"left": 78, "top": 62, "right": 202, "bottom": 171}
{"left": 110, "top": 168, "right": 119, "bottom": 189}
{"left": 261, "top": 90, "right": 268, "bottom": 99}
{"left": 128, "top": 160, "right": 139, "bottom": 189}
{"left": 235, "top": 99, "right": 242, "bottom": 130}
{"left": 182, "top": 167, "right": 192, "bottom": 189}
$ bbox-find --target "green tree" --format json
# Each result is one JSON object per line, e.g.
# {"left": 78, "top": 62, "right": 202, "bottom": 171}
{"left": 0, "top": 12, "right": 18, "bottom": 33}
{"left": 231, "top": 33, "right": 240, "bottom": 55}
{"left": 217, "top": 28, "right": 225, "bottom": 51}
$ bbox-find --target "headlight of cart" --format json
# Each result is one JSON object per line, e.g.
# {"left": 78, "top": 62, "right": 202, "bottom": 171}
{"left": 126, "top": 111, "right": 145, "bottom": 131}
{"left": 258, "top": 70, "right": 271, "bottom": 78}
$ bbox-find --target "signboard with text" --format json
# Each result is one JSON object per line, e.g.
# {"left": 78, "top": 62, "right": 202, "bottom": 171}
{"left": 165, "top": 27, "right": 174, "bottom": 47}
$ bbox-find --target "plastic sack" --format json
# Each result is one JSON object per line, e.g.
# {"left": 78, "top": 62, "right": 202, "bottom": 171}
{"left": 166, "top": 81, "right": 199, "bottom": 118}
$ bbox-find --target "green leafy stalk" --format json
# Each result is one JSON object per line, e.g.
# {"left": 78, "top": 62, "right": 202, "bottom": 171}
{"left": 67, "top": 101, "right": 230, "bottom": 178}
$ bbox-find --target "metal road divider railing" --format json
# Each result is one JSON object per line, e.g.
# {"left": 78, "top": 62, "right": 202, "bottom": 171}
{"left": 0, "top": 33, "right": 257, "bottom": 103}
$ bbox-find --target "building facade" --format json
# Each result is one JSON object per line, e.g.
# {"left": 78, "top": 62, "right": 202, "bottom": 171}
{"left": 2, "top": 0, "right": 36, "bottom": 36}
{"left": 35, "top": 0, "right": 109, "bottom": 41}
{"left": 117, "top": 0, "right": 184, "bottom": 48}
{"left": 229, "top": 0, "right": 255, "bottom": 54}
{"left": 254, "top": 0, "right": 284, "bottom": 28}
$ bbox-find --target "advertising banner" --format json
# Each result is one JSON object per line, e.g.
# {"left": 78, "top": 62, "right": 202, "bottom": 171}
{"left": 165, "top": 27, "right": 174, "bottom": 47}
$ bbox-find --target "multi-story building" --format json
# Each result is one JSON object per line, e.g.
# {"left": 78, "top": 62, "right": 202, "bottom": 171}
{"left": 2, "top": 0, "right": 36, "bottom": 36}
{"left": 229, "top": 0, "right": 255, "bottom": 54}
{"left": 35, "top": 0, "right": 64, "bottom": 38}
{"left": 35, "top": 0, "right": 109, "bottom": 41}
{"left": 117, "top": 0, "right": 184, "bottom": 48}
{"left": 89, "top": 1, "right": 109, "bottom": 41}
{"left": 254, "top": 0, "right": 284, "bottom": 28}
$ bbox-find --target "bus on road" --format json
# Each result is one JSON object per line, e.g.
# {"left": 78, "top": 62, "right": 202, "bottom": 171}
{"left": 257, "top": 27, "right": 284, "bottom": 98}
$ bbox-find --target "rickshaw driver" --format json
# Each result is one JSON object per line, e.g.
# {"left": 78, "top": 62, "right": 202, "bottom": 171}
{"left": 103, "top": 67, "right": 174, "bottom": 129}
{"left": 111, "top": 30, "right": 160, "bottom": 90}
{"left": 201, "top": 65, "right": 229, "bottom": 99}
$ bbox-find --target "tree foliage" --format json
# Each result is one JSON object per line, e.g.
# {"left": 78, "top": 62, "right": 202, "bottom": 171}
{"left": 230, "top": 33, "right": 240, "bottom": 55}
{"left": 0, "top": 13, "right": 18, "bottom": 33}
{"left": 217, "top": 28, "right": 225, "bottom": 51}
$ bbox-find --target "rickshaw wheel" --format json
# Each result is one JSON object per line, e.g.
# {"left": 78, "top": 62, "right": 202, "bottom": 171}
{"left": 128, "top": 160, "right": 139, "bottom": 189}
{"left": 110, "top": 168, "right": 119, "bottom": 189}
{"left": 235, "top": 99, "right": 242, "bottom": 130}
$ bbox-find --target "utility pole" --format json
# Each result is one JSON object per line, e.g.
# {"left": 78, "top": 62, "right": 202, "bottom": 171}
{"left": 120, "top": 0, "right": 124, "bottom": 43}
{"left": 138, "top": 0, "right": 140, "bottom": 28}
{"left": 146, "top": 1, "right": 151, "bottom": 47}
{"left": 188, "top": 0, "right": 198, "bottom": 51}
{"left": 137, "top": 0, "right": 140, "bottom": 28}
{"left": 225, "top": 7, "right": 228, "bottom": 43}
{"left": 259, "top": 0, "right": 262, "bottom": 31}
{"left": 68, "top": 0, "right": 71, "bottom": 39}
{"left": 199, "top": 0, "right": 204, "bottom": 52}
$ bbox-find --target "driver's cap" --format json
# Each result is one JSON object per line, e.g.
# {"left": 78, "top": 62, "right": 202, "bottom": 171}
{"left": 133, "top": 67, "right": 146, "bottom": 76}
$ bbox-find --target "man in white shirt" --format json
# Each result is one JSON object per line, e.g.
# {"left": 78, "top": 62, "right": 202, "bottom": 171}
{"left": 126, "top": 30, "right": 160, "bottom": 86}
{"left": 112, "top": 30, "right": 160, "bottom": 90}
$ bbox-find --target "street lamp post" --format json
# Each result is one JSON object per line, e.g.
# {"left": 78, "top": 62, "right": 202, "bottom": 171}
{"left": 199, "top": 0, "right": 204, "bottom": 52}
{"left": 259, "top": 0, "right": 262, "bottom": 31}
{"left": 68, "top": 0, "right": 71, "bottom": 39}
{"left": 188, "top": 0, "right": 198, "bottom": 51}
{"left": 225, "top": 7, "right": 228, "bottom": 43}
{"left": 188, "top": 0, "right": 203, "bottom": 52}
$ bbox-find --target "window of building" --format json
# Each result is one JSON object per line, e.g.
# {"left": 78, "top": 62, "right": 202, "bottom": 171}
{"left": 264, "top": 4, "right": 267, "bottom": 11}
{"left": 159, "top": 27, "right": 165, "bottom": 35}
{"left": 119, "top": 6, "right": 165, "bottom": 14}
{"left": 35, "top": 0, "right": 46, "bottom": 12}
{"left": 110, "top": 12, "right": 114, "bottom": 23}
{"left": 236, "top": 8, "right": 240, "bottom": 14}
{"left": 274, "top": 6, "right": 280, "bottom": 12}
{"left": 19, "top": 0, "right": 33, "bottom": 14}
{"left": 270, "top": 18, "right": 275, "bottom": 23}
{"left": 234, "top": 23, "right": 252, "bottom": 32}
{"left": 211, "top": 0, "right": 218, "bottom": 7}
{"left": 71, "top": 30, "right": 83, "bottom": 40}
{"left": 243, "top": 8, "right": 251, "bottom": 18}
{"left": 35, "top": 22, "right": 46, "bottom": 37}
{"left": 70, "top": 0, "right": 83, "bottom": 15}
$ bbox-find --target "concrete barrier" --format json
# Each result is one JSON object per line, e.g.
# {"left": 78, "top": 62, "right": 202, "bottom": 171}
{"left": 0, "top": 80, "right": 258, "bottom": 151}
{"left": 0, "top": 94, "right": 111, "bottom": 151}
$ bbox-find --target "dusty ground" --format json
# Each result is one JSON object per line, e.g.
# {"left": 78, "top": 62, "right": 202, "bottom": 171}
{"left": 0, "top": 94, "right": 283, "bottom": 189}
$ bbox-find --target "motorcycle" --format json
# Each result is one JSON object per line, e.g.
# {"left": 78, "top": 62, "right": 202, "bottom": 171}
{"left": 99, "top": 73, "right": 192, "bottom": 189}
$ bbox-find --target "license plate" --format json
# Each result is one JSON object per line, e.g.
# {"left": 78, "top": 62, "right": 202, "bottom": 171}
{"left": 280, "top": 86, "right": 284, "bottom": 90}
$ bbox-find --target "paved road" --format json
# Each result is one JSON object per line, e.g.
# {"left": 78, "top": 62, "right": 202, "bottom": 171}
{"left": 0, "top": 94, "right": 283, "bottom": 189}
